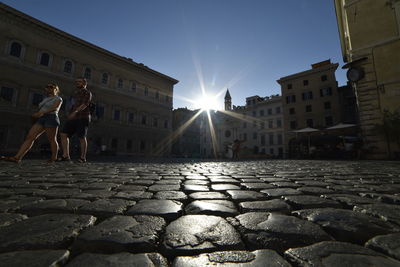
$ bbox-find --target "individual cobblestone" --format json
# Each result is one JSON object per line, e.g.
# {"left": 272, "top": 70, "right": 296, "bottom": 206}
{"left": 0, "top": 250, "right": 70, "bottom": 266}
{"left": 66, "top": 252, "right": 168, "bottom": 267}
{"left": 285, "top": 241, "right": 400, "bottom": 266}
{"left": 1, "top": 159, "right": 400, "bottom": 265}
{"left": 172, "top": 249, "right": 291, "bottom": 267}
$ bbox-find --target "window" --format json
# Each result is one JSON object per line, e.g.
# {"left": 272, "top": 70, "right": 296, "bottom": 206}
{"left": 302, "top": 91, "right": 313, "bottom": 100}
{"left": 303, "top": 80, "right": 309, "bottom": 86}
{"left": 39, "top": 53, "right": 50, "bottom": 66}
{"left": 252, "top": 111, "right": 256, "bottom": 117}
{"left": 289, "top": 108, "right": 296, "bottom": 115}
{"left": 324, "top": 101, "right": 331, "bottom": 110}
{"left": 268, "top": 120, "right": 273, "bottom": 128}
{"left": 278, "top": 134, "right": 283, "bottom": 145}
{"left": 101, "top": 73, "right": 108, "bottom": 84}
{"left": 127, "top": 140, "right": 132, "bottom": 151}
{"left": 268, "top": 108, "right": 272, "bottom": 115}
{"left": 113, "top": 109, "right": 120, "bottom": 120}
{"left": 164, "top": 120, "right": 169, "bottom": 128}
{"left": 260, "top": 122, "right": 265, "bottom": 129}
{"left": 96, "top": 105, "right": 105, "bottom": 119}
{"left": 286, "top": 95, "right": 296, "bottom": 104}
{"left": 144, "top": 87, "right": 149, "bottom": 96}
{"left": 320, "top": 87, "right": 332, "bottom": 97}
{"left": 321, "top": 75, "right": 328, "bottom": 81}
{"left": 269, "top": 133, "right": 274, "bottom": 145}
{"left": 277, "top": 119, "right": 282, "bottom": 128}
{"left": 131, "top": 82, "right": 137, "bottom": 92}
{"left": 243, "top": 122, "right": 247, "bottom": 128}
{"left": 117, "top": 79, "right": 123, "bottom": 89}
{"left": 306, "top": 105, "right": 312, "bottom": 112}
{"left": 290, "top": 121, "right": 297, "bottom": 130}
{"left": 140, "top": 140, "right": 146, "bottom": 152}
{"left": 141, "top": 115, "right": 147, "bottom": 125}
{"left": 325, "top": 116, "right": 333, "bottom": 126}
{"left": 278, "top": 147, "right": 283, "bottom": 156}
{"left": 1, "top": 87, "right": 14, "bottom": 102}
{"left": 155, "top": 91, "right": 159, "bottom": 100}
{"left": 64, "top": 61, "right": 72, "bottom": 73}
{"left": 243, "top": 133, "right": 247, "bottom": 141}
{"left": 165, "top": 95, "right": 169, "bottom": 102}
{"left": 259, "top": 110, "right": 264, "bottom": 116}
{"left": 84, "top": 67, "right": 91, "bottom": 79}
{"left": 306, "top": 119, "right": 314, "bottom": 127}
{"left": 253, "top": 132, "right": 258, "bottom": 140}
{"left": 275, "top": 107, "right": 281, "bottom": 114}
{"left": 253, "top": 120, "right": 257, "bottom": 128}
{"left": 153, "top": 117, "right": 158, "bottom": 127}
{"left": 32, "top": 93, "right": 43, "bottom": 106}
{"left": 10, "top": 42, "right": 22, "bottom": 57}
{"left": 111, "top": 138, "right": 118, "bottom": 150}
{"left": 127, "top": 112, "right": 134, "bottom": 123}
{"left": 225, "top": 130, "right": 231, "bottom": 138}
{"left": 287, "top": 83, "right": 292, "bottom": 89}
{"left": 261, "top": 134, "right": 266, "bottom": 146}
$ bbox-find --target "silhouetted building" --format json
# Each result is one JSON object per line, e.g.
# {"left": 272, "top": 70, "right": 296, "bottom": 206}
{"left": 335, "top": 0, "right": 400, "bottom": 158}
{"left": 0, "top": 3, "right": 178, "bottom": 156}
{"left": 277, "top": 60, "right": 343, "bottom": 157}
{"left": 171, "top": 108, "right": 201, "bottom": 158}
{"left": 200, "top": 91, "right": 284, "bottom": 159}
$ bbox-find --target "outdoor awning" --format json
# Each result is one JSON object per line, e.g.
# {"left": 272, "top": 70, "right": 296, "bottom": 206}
{"left": 326, "top": 123, "right": 357, "bottom": 130}
{"left": 292, "top": 127, "right": 320, "bottom": 133}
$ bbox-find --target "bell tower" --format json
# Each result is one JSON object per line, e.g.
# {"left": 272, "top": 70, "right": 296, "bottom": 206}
{"left": 224, "top": 89, "right": 232, "bottom": 111}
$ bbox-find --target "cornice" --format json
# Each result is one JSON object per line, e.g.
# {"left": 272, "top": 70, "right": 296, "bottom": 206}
{"left": 0, "top": 3, "right": 178, "bottom": 85}
{"left": 277, "top": 63, "right": 339, "bottom": 83}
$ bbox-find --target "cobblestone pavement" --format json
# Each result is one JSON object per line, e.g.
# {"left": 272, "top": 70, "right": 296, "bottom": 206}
{"left": 0, "top": 159, "right": 400, "bottom": 266}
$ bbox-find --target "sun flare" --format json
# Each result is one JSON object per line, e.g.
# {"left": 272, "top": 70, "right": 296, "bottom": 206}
{"left": 196, "top": 93, "right": 220, "bottom": 111}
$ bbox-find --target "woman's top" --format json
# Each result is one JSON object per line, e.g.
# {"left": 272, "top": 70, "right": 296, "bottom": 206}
{"left": 38, "top": 96, "right": 63, "bottom": 115}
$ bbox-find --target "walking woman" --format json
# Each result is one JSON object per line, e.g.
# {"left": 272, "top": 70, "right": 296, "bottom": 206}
{"left": 1, "top": 83, "right": 63, "bottom": 163}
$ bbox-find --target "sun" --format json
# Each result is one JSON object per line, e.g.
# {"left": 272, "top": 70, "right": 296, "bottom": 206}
{"left": 196, "top": 93, "right": 220, "bottom": 111}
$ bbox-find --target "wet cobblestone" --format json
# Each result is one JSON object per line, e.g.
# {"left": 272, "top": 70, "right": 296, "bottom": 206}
{"left": 0, "top": 159, "right": 399, "bottom": 266}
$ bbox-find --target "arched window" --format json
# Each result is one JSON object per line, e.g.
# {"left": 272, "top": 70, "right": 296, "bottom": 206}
{"left": 64, "top": 61, "right": 72, "bottom": 73}
{"left": 10, "top": 42, "right": 22, "bottom": 57}
{"left": 84, "top": 67, "right": 91, "bottom": 79}
{"left": 40, "top": 53, "right": 50, "bottom": 66}
{"left": 101, "top": 73, "right": 108, "bottom": 84}
{"left": 117, "top": 78, "right": 123, "bottom": 88}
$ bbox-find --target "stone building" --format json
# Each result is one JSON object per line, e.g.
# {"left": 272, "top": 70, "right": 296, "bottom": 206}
{"left": 171, "top": 108, "right": 201, "bottom": 158}
{"left": 277, "top": 60, "right": 342, "bottom": 157}
{"left": 0, "top": 3, "right": 178, "bottom": 156}
{"left": 334, "top": 0, "right": 400, "bottom": 158}
{"left": 199, "top": 90, "right": 284, "bottom": 159}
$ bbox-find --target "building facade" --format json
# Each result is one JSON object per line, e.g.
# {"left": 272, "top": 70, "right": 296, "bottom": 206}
{"left": 171, "top": 108, "right": 201, "bottom": 158}
{"left": 200, "top": 91, "right": 284, "bottom": 159}
{"left": 334, "top": 0, "right": 400, "bottom": 158}
{"left": 0, "top": 3, "right": 178, "bottom": 156}
{"left": 277, "top": 60, "right": 342, "bottom": 157}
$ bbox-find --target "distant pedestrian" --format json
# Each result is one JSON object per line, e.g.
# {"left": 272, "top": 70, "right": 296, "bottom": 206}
{"left": 232, "top": 139, "right": 244, "bottom": 160}
{"left": 1, "top": 83, "right": 62, "bottom": 163}
{"left": 59, "top": 77, "right": 92, "bottom": 163}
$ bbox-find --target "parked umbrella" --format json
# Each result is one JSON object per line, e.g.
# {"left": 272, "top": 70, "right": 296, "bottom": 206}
{"left": 292, "top": 127, "right": 320, "bottom": 155}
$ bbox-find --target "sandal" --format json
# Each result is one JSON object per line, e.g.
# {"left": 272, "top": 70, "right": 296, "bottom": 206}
{"left": 77, "top": 158, "right": 86, "bottom": 163}
{"left": 1, "top": 156, "right": 21, "bottom": 163}
{"left": 57, "top": 156, "right": 71, "bottom": 162}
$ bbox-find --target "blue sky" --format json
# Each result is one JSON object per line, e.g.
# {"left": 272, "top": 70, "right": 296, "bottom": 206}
{"left": 2, "top": 0, "right": 346, "bottom": 110}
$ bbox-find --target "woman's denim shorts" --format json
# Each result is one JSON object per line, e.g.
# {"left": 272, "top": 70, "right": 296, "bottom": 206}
{"left": 36, "top": 114, "right": 60, "bottom": 128}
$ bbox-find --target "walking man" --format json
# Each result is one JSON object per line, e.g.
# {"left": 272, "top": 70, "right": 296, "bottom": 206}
{"left": 59, "top": 77, "right": 92, "bottom": 163}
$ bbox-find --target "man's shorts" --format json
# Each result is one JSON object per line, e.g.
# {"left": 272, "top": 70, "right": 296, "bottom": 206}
{"left": 61, "top": 118, "right": 89, "bottom": 138}
{"left": 36, "top": 114, "right": 60, "bottom": 128}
